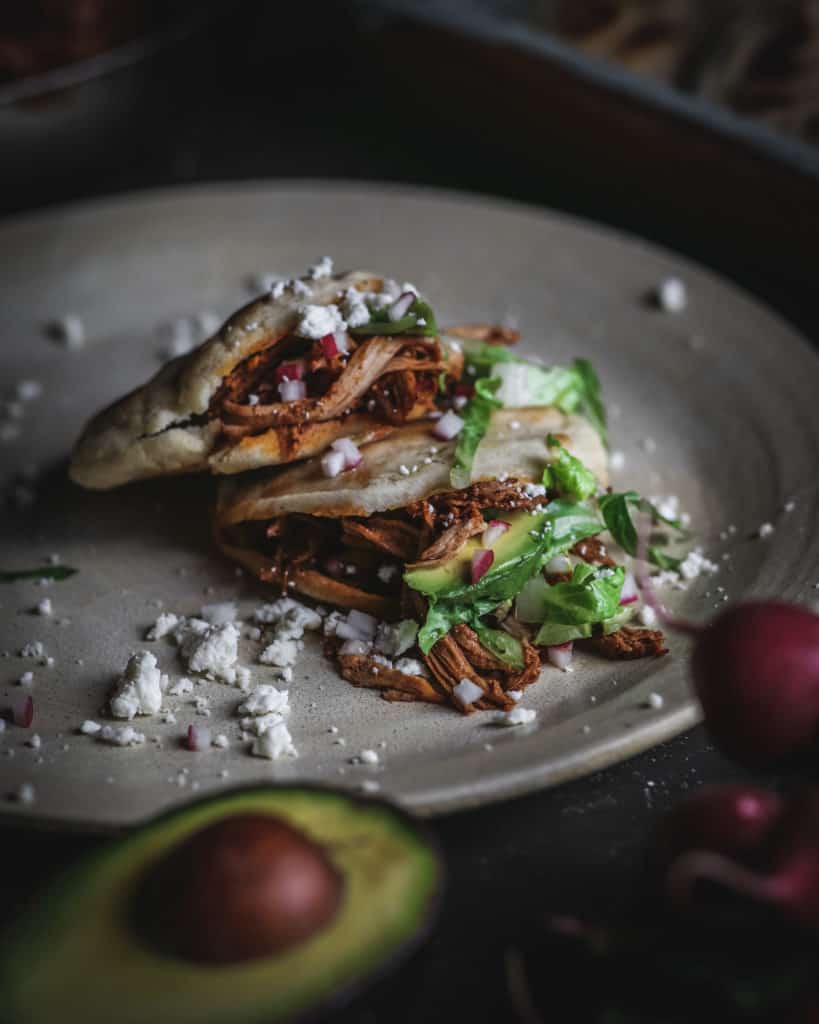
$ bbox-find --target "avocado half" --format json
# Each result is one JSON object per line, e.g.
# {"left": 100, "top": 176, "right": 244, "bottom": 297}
{"left": 0, "top": 785, "right": 441, "bottom": 1024}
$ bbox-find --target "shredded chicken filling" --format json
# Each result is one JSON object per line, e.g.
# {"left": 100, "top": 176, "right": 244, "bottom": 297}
{"left": 221, "top": 477, "right": 666, "bottom": 713}
{"left": 210, "top": 331, "right": 461, "bottom": 441}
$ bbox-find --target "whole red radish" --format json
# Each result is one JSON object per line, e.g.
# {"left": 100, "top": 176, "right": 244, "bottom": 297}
{"left": 691, "top": 603, "right": 819, "bottom": 766}
{"left": 655, "top": 785, "right": 819, "bottom": 937}
{"left": 653, "top": 784, "right": 783, "bottom": 878}
{"left": 636, "top": 532, "right": 819, "bottom": 767}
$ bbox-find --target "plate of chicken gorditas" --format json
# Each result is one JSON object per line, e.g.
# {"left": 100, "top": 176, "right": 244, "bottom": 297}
{"left": 1, "top": 183, "right": 817, "bottom": 828}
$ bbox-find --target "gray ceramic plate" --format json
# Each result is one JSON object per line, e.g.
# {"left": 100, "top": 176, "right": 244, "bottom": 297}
{"left": 1, "top": 182, "right": 818, "bottom": 832}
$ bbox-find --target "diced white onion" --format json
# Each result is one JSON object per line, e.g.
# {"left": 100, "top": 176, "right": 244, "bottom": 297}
{"left": 279, "top": 379, "right": 306, "bottom": 402}
{"left": 433, "top": 410, "right": 464, "bottom": 440}
{"left": 547, "top": 642, "right": 574, "bottom": 672}
{"left": 333, "top": 330, "right": 349, "bottom": 355}
{"left": 321, "top": 450, "right": 346, "bottom": 478}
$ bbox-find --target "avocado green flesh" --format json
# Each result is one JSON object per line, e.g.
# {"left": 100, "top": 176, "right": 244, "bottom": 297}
{"left": 404, "top": 509, "right": 548, "bottom": 597}
{"left": 0, "top": 789, "right": 439, "bottom": 1024}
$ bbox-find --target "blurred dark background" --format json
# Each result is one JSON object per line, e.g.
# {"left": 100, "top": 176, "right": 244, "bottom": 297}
{"left": 2, "top": 3, "right": 817, "bottom": 1021}
{"left": 2, "top": 0, "right": 818, "bottom": 333}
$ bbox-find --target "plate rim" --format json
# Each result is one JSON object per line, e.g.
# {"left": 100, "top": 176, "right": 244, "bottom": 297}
{"left": 2, "top": 178, "right": 817, "bottom": 828}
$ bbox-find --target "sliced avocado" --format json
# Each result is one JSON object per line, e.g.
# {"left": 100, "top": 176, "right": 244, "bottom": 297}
{"left": 0, "top": 785, "right": 441, "bottom": 1024}
{"left": 404, "top": 508, "right": 550, "bottom": 598}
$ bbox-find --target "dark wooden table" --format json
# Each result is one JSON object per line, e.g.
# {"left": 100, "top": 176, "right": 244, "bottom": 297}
{"left": 0, "top": 6, "right": 808, "bottom": 1021}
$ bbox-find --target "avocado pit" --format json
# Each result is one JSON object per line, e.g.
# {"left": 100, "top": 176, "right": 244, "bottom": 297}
{"left": 134, "top": 813, "right": 343, "bottom": 964}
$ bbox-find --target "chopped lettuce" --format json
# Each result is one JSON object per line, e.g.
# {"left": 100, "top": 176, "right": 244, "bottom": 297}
{"left": 458, "top": 341, "right": 608, "bottom": 448}
{"left": 534, "top": 607, "right": 635, "bottom": 648}
{"left": 0, "top": 566, "right": 77, "bottom": 583}
{"left": 412, "top": 501, "right": 604, "bottom": 652}
{"left": 472, "top": 622, "right": 524, "bottom": 670}
{"left": 450, "top": 378, "right": 502, "bottom": 489}
{"left": 349, "top": 297, "right": 437, "bottom": 338}
{"left": 543, "top": 434, "right": 597, "bottom": 501}
{"left": 599, "top": 491, "right": 688, "bottom": 570}
{"left": 535, "top": 563, "right": 625, "bottom": 628}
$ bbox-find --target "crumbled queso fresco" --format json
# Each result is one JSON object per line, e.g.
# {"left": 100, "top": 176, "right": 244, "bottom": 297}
{"left": 126, "top": 599, "right": 321, "bottom": 761}
{"left": 294, "top": 303, "right": 346, "bottom": 340}
{"left": 109, "top": 651, "right": 166, "bottom": 720}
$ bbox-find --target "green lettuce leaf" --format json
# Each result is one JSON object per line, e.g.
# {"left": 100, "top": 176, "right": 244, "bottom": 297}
{"left": 450, "top": 377, "right": 502, "bottom": 489}
{"left": 0, "top": 566, "right": 78, "bottom": 583}
{"left": 544, "top": 434, "right": 597, "bottom": 501}
{"left": 533, "top": 564, "right": 625, "bottom": 643}
{"left": 534, "top": 606, "right": 635, "bottom": 647}
{"left": 453, "top": 341, "right": 516, "bottom": 372}
{"left": 413, "top": 501, "right": 604, "bottom": 652}
{"left": 599, "top": 491, "right": 689, "bottom": 569}
{"left": 349, "top": 297, "right": 437, "bottom": 338}
{"left": 460, "top": 342, "right": 608, "bottom": 446}
{"left": 573, "top": 359, "right": 607, "bottom": 447}
{"left": 472, "top": 622, "right": 524, "bottom": 670}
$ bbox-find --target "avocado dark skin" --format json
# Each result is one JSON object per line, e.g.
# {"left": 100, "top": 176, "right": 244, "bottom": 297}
{"left": 133, "top": 814, "right": 344, "bottom": 964}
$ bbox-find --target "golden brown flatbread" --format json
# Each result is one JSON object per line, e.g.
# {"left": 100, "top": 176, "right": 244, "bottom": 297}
{"left": 69, "top": 270, "right": 461, "bottom": 489}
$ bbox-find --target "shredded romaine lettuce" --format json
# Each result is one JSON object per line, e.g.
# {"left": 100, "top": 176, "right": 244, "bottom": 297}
{"left": 450, "top": 378, "right": 502, "bottom": 489}
{"left": 411, "top": 501, "right": 604, "bottom": 652}
{"left": 543, "top": 434, "right": 598, "bottom": 501}
{"left": 599, "top": 491, "right": 689, "bottom": 570}
{"left": 0, "top": 566, "right": 77, "bottom": 583}
{"left": 535, "top": 563, "right": 625, "bottom": 628}
{"left": 533, "top": 607, "right": 634, "bottom": 648}
{"left": 349, "top": 297, "right": 437, "bottom": 337}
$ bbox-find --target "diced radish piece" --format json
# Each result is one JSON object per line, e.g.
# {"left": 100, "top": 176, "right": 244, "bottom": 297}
{"left": 12, "top": 694, "right": 33, "bottom": 727}
{"left": 274, "top": 360, "right": 305, "bottom": 384}
{"left": 433, "top": 410, "right": 464, "bottom": 441}
{"left": 331, "top": 437, "right": 363, "bottom": 470}
{"left": 186, "top": 724, "right": 211, "bottom": 751}
{"left": 324, "top": 557, "right": 344, "bottom": 577}
{"left": 388, "top": 290, "right": 416, "bottom": 322}
{"left": 339, "top": 639, "right": 372, "bottom": 656}
{"left": 620, "top": 570, "right": 639, "bottom": 605}
{"left": 279, "top": 379, "right": 306, "bottom": 402}
{"left": 547, "top": 642, "right": 574, "bottom": 672}
{"left": 483, "top": 520, "right": 510, "bottom": 547}
{"left": 453, "top": 395, "right": 468, "bottom": 410}
{"left": 321, "top": 449, "right": 346, "bottom": 478}
{"left": 320, "top": 333, "right": 338, "bottom": 359}
{"left": 333, "top": 330, "right": 349, "bottom": 355}
{"left": 516, "top": 575, "right": 548, "bottom": 622}
{"left": 471, "top": 549, "right": 494, "bottom": 584}
{"left": 347, "top": 610, "right": 377, "bottom": 639}
{"left": 545, "top": 553, "right": 572, "bottom": 575}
